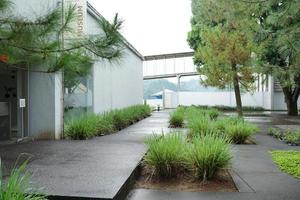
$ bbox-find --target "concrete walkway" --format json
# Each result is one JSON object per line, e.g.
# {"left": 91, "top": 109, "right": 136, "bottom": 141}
{"left": 127, "top": 113, "right": 300, "bottom": 200}
{"left": 1, "top": 111, "right": 300, "bottom": 200}
{"left": 0, "top": 111, "right": 170, "bottom": 200}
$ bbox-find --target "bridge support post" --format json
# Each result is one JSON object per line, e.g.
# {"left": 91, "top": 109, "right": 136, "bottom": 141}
{"left": 176, "top": 75, "right": 181, "bottom": 107}
{"left": 176, "top": 75, "right": 181, "bottom": 91}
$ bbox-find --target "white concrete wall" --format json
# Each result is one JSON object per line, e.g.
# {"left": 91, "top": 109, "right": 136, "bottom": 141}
{"left": 177, "top": 91, "right": 273, "bottom": 109}
{"left": 146, "top": 99, "right": 163, "bottom": 108}
{"left": 86, "top": 12, "right": 143, "bottom": 114}
{"left": 11, "top": 0, "right": 63, "bottom": 139}
{"left": 164, "top": 90, "right": 178, "bottom": 108}
{"left": 273, "top": 92, "right": 300, "bottom": 110}
{"left": 92, "top": 53, "right": 143, "bottom": 113}
{"left": 11, "top": 0, "right": 60, "bottom": 18}
{"left": 28, "top": 72, "right": 62, "bottom": 139}
{"left": 64, "top": 92, "right": 93, "bottom": 108}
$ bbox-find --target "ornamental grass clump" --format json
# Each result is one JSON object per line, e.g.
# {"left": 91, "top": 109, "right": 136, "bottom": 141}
{"left": 214, "top": 117, "right": 244, "bottom": 132}
{"left": 96, "top": 113, "right": 116, "bottom": 136}
{"left": 224, "top": 120, "right": 259, "bottom": 144}
{"left": 144, "top": 132, "right": 185, "bottom": 178}
{"left": 111, "top": 105, "right": 151, "bottom": 130}
{"left": 65, "top": 114, "right": 99, "bottom": 140}
{"left": 169, "top": 107, "right": 185, "bottom": 128}
{"left": 206, "top": 108, "right": 220, "bottom": 120}
{"left": 268, "top": 127, "right": 283, "bottom": 139}
{"left": 111, "top": 109, "right": 129, "bottom": 130}
{"left": 65, "top": 104, "right": 151, "bottom": 140}
{"left": 184, "top": 134, "right": 232, "bottom": 181}
{"left": 0, "top": 160, "right": 46, "bottom": 200}
{"left": 187, "top": 115, "right": 219, "bottom": 138}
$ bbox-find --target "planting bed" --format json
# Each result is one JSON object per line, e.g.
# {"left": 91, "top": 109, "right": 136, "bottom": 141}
{"left": 268, "top": 127, "right": 300, "bottom": 146}
{"left": 135, "top": 166, "right": 237, "bottom": 192}
{"left": 136, "top": 106, "right": 259, "bottom": 193}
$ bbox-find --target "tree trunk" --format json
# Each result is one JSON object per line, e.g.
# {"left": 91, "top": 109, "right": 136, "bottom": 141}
{"left": 232, "top": 64, "right": 243, "bottom": 117}
{"left": 282, "top": 86, "right": 299, "bottom": 116}
{"left": 286, "top": 99, "right": 298, "bottom": 116}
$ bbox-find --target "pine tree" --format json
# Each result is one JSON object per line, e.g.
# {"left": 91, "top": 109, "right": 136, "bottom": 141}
{"left": 0, "top": 0, "right": 123, "bottom": 88}
{"left": 188, "top": 0, "right": 261, "bottom": 116}
{"left": 255, "top": 0, "right": 300, "bottom": 115}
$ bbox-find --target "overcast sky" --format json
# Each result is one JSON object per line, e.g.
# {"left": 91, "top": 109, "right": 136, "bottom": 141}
{"left": 88, "top": 0, "right": 193, "bottom": 56}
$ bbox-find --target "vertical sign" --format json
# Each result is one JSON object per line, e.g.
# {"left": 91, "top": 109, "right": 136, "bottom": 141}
{"left": 64, "top": 0, "right": 86, "bottom": 38}
{"left": 19, "top": 99, "right": 26, "bottom": 108}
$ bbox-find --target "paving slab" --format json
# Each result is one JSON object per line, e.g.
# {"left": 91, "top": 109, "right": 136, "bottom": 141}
{"left": 0, "top": 111, "right": 170, "bottom": 199}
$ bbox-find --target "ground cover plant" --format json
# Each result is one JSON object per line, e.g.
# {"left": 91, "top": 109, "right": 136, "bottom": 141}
{"left": 268, "top": 128, "right": 300, "bottom": 146}
{"left": 0, "top": 161, "right": 46, "bottom": 200}
{"left": 270, "top": 151, "right": 300, "bottom": 179}
{"left": 65, "top": 104, "right": 151, "bottom": 140}
{"left": 143, "top": 131, "right": 232, "bottom": 181}
{"left": 284, "top": 131, "right": 300, "bottom": 145}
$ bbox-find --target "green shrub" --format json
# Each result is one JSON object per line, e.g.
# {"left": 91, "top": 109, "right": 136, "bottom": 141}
{"left": 144, "top": 132, "right": 185, "bottom": 178}
{"left": 65, "top": 114, "right": 99, "bottom": 140}
{"left": 169, "top": 107, "right": 185, "bottom": 127}
{"left": 270, "top": 151, "right": 300, "bottom": 179}
{"left": 224, "top": 120, "right": 259, "bottom": 144}
{"left": 0, "top": 161, "right": 46, "bottom": 200}
{"left": 284, "top": 130, "right": 300, "bottom": 145}
{"left": 184, "top": 134, "right": 232, "bottom": 181}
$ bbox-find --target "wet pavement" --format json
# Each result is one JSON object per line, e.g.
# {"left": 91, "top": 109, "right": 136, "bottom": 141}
{"left": 127, "top": 111, "right": 300, "bottom": 200}
{"left": 1, "top": 110, "right": 300, "bottom": 200}
{"left": 0, "top": 111, "right": 171, "bottom": 200}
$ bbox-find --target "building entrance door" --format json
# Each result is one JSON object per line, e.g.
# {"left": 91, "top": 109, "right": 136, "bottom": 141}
{"left": 0, "top": 69, "right": 28, "bottom": 141}
{"left": 0, "top": 101, "right": 10, "bottom": 140}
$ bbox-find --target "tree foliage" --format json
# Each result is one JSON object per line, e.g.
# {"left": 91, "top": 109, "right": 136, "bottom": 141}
{"left": 188, "top": 0, "right": 262, "bottom": 115}
{"left": 189, "top": 0, "right": 262, "bottom": 89}
{"left": 0, "top": 0, "right": 123, "bottom": 88}
{"left": 255, "top": 0, "right": 300, "bottom": 115}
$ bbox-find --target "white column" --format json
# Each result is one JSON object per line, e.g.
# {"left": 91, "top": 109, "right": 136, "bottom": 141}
{"left": 55, "top": 71, "right": 63, "bottom": 140}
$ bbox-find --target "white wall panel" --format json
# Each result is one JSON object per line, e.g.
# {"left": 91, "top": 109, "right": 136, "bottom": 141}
{"left": 177, "top": 91, "right": 273, "bottom": 109}
{"left": 86, "top": 12, "right": 143, "bottom": 114}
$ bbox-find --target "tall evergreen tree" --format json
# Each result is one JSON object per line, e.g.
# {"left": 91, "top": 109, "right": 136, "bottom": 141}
{"left": 188, "top": 0, "right": 261, "bottom": 116}
{"left": 0, "top": 0, "right": 123, "bottom": 88}
{"left": 254, "top": 0, "right": 300, "bottom": 115}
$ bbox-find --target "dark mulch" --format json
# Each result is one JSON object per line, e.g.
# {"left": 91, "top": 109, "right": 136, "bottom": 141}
{"left": 135, "top": 166, "right": 237, "bottom": 192}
